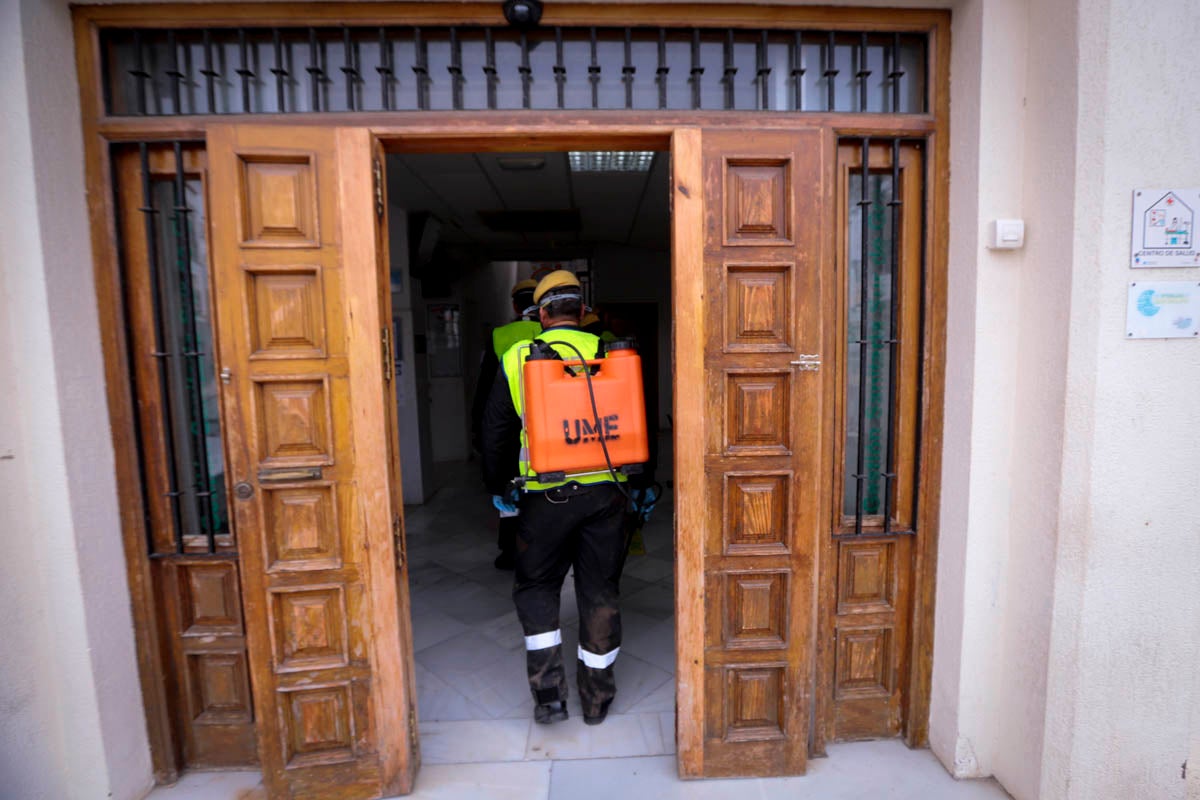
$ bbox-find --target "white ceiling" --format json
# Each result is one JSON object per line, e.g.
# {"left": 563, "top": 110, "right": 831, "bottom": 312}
{"left": 386, "top": 151, "right": 670, "bottom": 253}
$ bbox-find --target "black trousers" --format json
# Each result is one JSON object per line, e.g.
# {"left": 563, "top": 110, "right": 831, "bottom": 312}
{"left": 498, "top": 514, "right": 518, "bottom": 556}
{"left": 513, "top": 481, "right": 624, "bottom": 715}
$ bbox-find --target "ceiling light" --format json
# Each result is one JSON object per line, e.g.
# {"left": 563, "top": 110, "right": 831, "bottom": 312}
{"left": 497, "top": 156, "right": 546, "bottom": 171}
{"left": 568, "top": 151, "right": 655, "bottom": 172}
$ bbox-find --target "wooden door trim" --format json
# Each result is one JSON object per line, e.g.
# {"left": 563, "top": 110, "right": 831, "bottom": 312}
{"left": 73, "top": 3, "right": 949, "bottom": 33}
{"left": 78, "top": 3, "right": 950, "bottom": 784}
{"left": 670, "top": 127, "right": 705, "bottom": 776}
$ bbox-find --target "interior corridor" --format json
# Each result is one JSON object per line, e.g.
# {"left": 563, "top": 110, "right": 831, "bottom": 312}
{"left": 405, "top": 438, "right": 677, "bottom": 763}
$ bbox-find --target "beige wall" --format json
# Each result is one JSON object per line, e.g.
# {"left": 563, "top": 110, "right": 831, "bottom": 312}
{"left": 0, "top": 0, "right": 153, "bottom": 798}
{"left": 1040, "top": 0, "right": 1200, "bottom": 797}
{"left": 932, "top": 1, "right": 1200, "bottom": 799}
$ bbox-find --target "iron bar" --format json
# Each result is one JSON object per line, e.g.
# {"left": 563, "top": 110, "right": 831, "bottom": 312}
{"left": 130, "top": 30, "right": 149, "bottom": 115}
{"left": 791, "top": 31, "right": 805, "bottom": 111}
{"left": 342, "top": 26, "right": 359, "bottom": 111}
{"left": 307, "top": 28, "right": 322, "bottom": 111}
{"left": 236, "top": 28, "right": 253, "bottom": 113}
{"left": 554, "top": 28, "right": 566, "bottom": 109}
{"left": 622, "top": 28, "right": 635, "bottom": 109}
{"left": 519, "top": 32, "right": 532, "bottom": 109}
{"left": 449, "top": 27, "right": 464, "bottom": 110}
{"left": 138, "top": 143, "right": 184, "bottom": 554}
{"left": 102, "top": 25, "right": 926, "bottom": 116}
{"left": 882, "top": 138, "right": 903, "bottom": 533}
{"left": 378, "top": 27, "right": 393, "bottom": 111}
{"left": 166, "top": 31, "right": 183, "bottom": 114}
{"left": 854, "top": 137, "right": 871, "bottom": 536}
{"left": 857, "top": 32, "right": 870, "bottom": 113}
{"left": 271, "top": 29, "right": 286, "bottom": 113}
{"left": 655, "top": 29, "right": 668, "bottom": 109}
{"left": 484, "top": 29, "right": 498, "bottom": 110}
{"left": 588, "top": 27, "right": 600, "bottom": 109}
{"left": 757, "top": 30, "right": 770, "bottom": 110}
{"left": 171, "top": 142, "right": 216, "bottom": 553}
{"left": 889, "top": 32, "right": 905, "bottom": 113}
{"left": 413, "top": 27, "right": 429, "bottom": 110}
{"left": 201, "top": 30, "right": 217, "bottom": 114}
{"left": 824, "top": 31, "right": 838, "bottom": 112}
{"left": 722, "top": 29, "right": 736, "bottom": 109}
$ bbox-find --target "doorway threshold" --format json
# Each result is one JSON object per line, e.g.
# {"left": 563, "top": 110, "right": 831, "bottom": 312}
{"left": 146, "top": 739, "right": 1009, "bottom": 799}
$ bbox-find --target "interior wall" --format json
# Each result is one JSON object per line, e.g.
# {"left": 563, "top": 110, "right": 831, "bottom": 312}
{"left": 592, "top": 243, "right": 673, "bottom": 430}
{"left": 0, "top": 1, "right": 152, "bottom": 798}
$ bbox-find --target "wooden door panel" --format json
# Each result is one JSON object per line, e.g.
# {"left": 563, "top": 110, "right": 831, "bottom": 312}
{"left": 817, "top": 141, "right": 924, "bottom": 744}
{"left": 692, "top": 129, "right": 824, "bottom": 778}
{"left": 208, "top": 124, "right": 416, "bottom": 799}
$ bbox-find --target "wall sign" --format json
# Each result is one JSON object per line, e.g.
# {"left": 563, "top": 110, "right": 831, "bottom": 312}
{"left": 1126, "top": 281, "right": 1200, "bottom": 338}
{"left": 1130, "top": 188, "right": 1200, "bottom": 268}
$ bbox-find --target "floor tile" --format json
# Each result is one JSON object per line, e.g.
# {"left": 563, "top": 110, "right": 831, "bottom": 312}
{"left": 400, "top": 761, "right": 551, "bottom": 800}
{"left": 621, "top": 616, "right": 676, "bottom": 673}
{"left": 419, "top": 719, "right": 532, "bottom": 764}
{"left": 416, "top": 630, "right": 514, "bottom": 676}
{"left": 415, "top": 662, "right": 478, "bottom": 722}
{"left": 525, "top": 712, "right": 670, "bottom": 760}
{"left": 410, "top": 604, "right": 471, "bottom": 653}
{"left": 620, "top": 581, "right": 675, "bottom": 620}
{"left": 146, "top": 771, "right": 263, "bottom": 799}
{"left": 622, "top": 555, "right": 676, "bottom": 587}
{"left": 608, "top": 654, "right": 673, "bottom": 715}
{"left": 625, "top": 677, "right": 676, "bottom": 714}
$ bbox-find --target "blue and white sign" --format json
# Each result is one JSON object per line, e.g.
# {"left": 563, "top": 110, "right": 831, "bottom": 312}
{"left": 1126, "top": 281, "right": 1200, "bottom": 338}
{"left": 1131, "top": 188, "right": 1200, "bottom": 268}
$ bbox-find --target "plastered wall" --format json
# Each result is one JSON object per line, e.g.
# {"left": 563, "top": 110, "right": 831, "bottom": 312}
{"left": 0, "top": 0, "right": 152, "bottom": 798}
{"left": 1039, "top": 0, "right": 1200, "bottom": 797}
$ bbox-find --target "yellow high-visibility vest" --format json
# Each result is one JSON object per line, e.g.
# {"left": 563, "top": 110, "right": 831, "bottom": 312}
{"left": 500, "top": 327, "right": 626, "bottom": 492}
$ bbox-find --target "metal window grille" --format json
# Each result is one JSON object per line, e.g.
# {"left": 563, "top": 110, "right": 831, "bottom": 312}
{"left": 121, "top": 141, "right": 231, "bottom": 556}
{"left": 841, "top": 136, "right": 925, "bottom": 537}
{"left": 101, "top": 26, "right": 927, "bottom": 116}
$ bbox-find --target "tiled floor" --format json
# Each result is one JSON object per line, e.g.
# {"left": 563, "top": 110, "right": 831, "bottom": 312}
{"left": 403, "top": 458, "right": 677, "bottom": 732}
{"left": 147, "top": 446, "right": 1009, "bottom": 799}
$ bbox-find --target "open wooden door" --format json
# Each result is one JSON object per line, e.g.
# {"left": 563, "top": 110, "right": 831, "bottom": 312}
{"left": 207, "top": 125, "right": 419, "bottom": 799}
{"left": 673, "top": 128, "right": 824, "bottom": 778}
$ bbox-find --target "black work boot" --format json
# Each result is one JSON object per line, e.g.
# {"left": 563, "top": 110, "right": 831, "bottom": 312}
{"left": 534, "top": 700, "right": 569, "bottom": 724}
{"left": 583, "top": 700, "right": 611, "bottom": 726}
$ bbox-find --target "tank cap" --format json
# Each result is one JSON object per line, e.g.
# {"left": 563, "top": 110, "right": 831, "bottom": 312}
{"left": 606, "top": 338, "right": 637, "bottom": 351}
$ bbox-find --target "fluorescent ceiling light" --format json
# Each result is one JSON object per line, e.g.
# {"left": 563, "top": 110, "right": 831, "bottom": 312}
{"left": 568, "top": 151, "right": 655, "bottom": 172}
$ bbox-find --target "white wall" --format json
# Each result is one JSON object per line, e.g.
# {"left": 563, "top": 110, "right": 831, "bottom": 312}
{"left": 1039, "top": 1, "right": 1200, "bottom": 797}
{"left": 0, "top": 1, "right": 152, "bottom": 798}
{"left": 932, "top": 1, "right": 1200, "bottom": 798}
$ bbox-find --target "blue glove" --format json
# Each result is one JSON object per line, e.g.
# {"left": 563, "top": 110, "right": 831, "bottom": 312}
{"left": 492, "top": 495, "right": 518, "bottom": 515}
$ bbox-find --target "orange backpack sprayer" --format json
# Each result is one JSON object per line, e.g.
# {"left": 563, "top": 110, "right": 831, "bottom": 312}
{"left": 521, "top": 339, "right": 649, "bottom": 481}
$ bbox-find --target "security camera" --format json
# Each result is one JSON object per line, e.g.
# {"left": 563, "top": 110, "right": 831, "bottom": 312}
{"left": 502, "top": 0, "right": 544, "bottom": 29}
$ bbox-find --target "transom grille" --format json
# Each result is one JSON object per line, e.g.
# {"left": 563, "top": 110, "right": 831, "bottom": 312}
{"left": 101, "top": 25, "right": 927, "bottom": 116}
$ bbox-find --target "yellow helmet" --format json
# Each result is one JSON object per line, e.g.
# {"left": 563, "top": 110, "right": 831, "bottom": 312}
{"left": 532, "top": 270, "right": 581, "bottom": 305}
{"left": 580, "top": 311, "right": 601, "bottom": 328}
{"left": 511, "top": 278, "right": 538, "bottom": 297}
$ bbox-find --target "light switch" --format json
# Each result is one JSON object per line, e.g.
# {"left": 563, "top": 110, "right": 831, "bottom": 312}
{"left": 988, "top": 219, "right": 1025, "bottom": 250}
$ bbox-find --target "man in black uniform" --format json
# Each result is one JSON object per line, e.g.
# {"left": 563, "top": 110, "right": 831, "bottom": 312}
{"left": 470, "top": 278, "right": 540, "bottom": 569}
{"left": 480, "top": 270, "right": 626, "bottom": 726}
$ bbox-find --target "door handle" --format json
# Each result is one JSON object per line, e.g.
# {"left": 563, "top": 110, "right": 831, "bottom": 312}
{"left": 256, "top": 466, "right": 324, "bottom": 483}
{"left": 790, "top": 354, "right": 821, "bottom": 372}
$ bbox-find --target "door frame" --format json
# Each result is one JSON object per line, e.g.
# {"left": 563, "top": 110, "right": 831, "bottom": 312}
{"left": 74, "top": 2, "right": 950, "bottom": 784}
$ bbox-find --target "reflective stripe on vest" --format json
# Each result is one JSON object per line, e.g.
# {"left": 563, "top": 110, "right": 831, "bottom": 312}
{"left": 492, "top": 319, "right": 542, "bottom": 361}
{"left": 500, "top": 327, "right": 625, "bottom": 492}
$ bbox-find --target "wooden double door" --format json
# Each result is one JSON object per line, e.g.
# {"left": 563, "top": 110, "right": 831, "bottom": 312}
{"left": 125, "top": 122, "right": 924, "bottom": 796}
